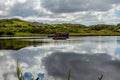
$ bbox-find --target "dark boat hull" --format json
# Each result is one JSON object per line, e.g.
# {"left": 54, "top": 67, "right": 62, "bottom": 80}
{"left": 53, "top": 37, "right": 67, "bottom": 40}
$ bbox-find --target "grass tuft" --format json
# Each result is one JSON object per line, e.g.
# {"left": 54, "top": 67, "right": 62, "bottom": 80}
{"left": 16, "top": 60, "right": 24, "bottom": 80}
{"left": 16, "top": 61, "right": 103, "bottom": 80}
{"left": 98, "top": 75, "right": 103, "bottom": 80}
{"left": 67, "top": 69, "right": 72, "bottom": 80}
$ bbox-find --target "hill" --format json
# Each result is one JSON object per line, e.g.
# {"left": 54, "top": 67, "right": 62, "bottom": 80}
{"left": 0, "top": 18, "right": 120, "bottom": 36}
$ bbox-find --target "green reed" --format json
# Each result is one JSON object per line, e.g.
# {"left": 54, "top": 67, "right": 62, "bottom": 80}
{"left": 16, "top": 60, "right": 24, "bottom": 80}
{"left": 16, "top": 62, "right": 103, "bottom": 80}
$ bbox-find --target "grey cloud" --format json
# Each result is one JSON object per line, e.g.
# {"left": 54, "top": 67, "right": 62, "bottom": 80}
{"left": 0, "top": 0, "right": 120, "bottom": 25}
{"left": 0, "top": 0, "right": 47, "bottom": 18}
{"left": 9, "top": 1, "right": 39, "bottom": 17}
{"left": 0, "top": 4, "right": 5, "bottom": 11}
{"left": 41, "top": 0, "right": 120, "bottom": 13}
{"left": 3, "top": 72, "right": 16, "bottom": 80}
{"left": 42, "top": 52, "right": 120, "bottom": 80}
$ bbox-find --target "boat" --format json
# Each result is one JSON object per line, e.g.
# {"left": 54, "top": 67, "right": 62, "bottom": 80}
{"left": 52, "top": 33, "right": 69, "bottom": 40}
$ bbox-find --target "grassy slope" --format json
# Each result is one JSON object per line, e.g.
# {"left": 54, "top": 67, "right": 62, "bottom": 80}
{"left": 0, "top": 18, "right": 120, "bottom": 36}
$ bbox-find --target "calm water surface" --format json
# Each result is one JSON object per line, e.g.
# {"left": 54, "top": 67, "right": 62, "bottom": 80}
{"left": 0, "top": 36, "right": 120, "bottom": 80}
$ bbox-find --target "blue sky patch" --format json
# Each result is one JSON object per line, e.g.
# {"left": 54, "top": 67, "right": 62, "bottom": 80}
{"left": 115, "top": 10, "right": 120, "bottom": 17}
{"left": 115, "top": 47, "right": 120, "bottom": 54}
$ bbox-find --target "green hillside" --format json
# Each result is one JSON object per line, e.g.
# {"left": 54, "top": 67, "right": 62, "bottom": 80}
{"left": 0, "top": 18, "right": 120, "bottom": 36}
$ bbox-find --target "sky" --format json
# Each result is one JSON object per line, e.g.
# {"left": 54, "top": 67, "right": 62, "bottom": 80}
{"left": 1, "top": 0, "right": 120, "bottom": 25}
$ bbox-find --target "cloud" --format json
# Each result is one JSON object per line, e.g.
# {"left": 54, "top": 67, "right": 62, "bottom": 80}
{"left": 3, "top": 72, "right": 16, "bottom": 80}
{"left": 9, "top": 1, "right": 38, "bottom": 17}
{"left": 42, "top": 52, "right": 120, "bottom": 80}
{"left": 0, "top": 0, "right": 16, "bottom": 16}
{"left": 0, "top": 0, "right": 120, "bottom": 25}
{"left": 0, "top": 0, "right": 45, "bottom": 17}
{"left": 41, "top": 0, "right": 120, "bottom": 13}
{"left": 0, "top": 36, "right": 119, "bottom": 80}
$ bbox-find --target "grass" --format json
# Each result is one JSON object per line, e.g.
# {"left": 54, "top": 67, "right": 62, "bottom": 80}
{"left": 70, "top": 31, "right": 120, "bottom": 36}
{"left": 14, "top": 32, "right": 49, "bottom": 37}
{"left": 16, "top": 62, "right": 103, "bottom": 80}
{"left": 67, "top": 69, "right": 72, "bottom": 80}
{"left": 67, "top": 69, "right": 103, "bottom": 80}
{"left": 16, "top": 60, "right": 24, "bottom": 80}
{"left": 98, "top": 75, "right": 103, "bottom": 80}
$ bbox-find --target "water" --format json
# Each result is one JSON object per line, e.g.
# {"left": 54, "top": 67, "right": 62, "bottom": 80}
{"left": 0, "top": 36, "right": 120, "bottom": 80}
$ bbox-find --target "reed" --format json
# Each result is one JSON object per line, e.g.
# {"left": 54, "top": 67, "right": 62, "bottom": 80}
{"left": 67, "top": 69, "right": 72, "bottom": 80}
{"left": 16, "top": 62, "right": 103, "bottom": 80}
{"left": 16, "top": 60, "right": 24, "bottom": 80}
{"left": 98, "top": 75, "right": 103, "bottom": 80}
{"left": 67, "top": 69, "right": 103, "bottom": 80}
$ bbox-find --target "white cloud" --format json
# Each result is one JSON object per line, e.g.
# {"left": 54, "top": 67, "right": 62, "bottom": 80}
{"left": 18, "top": 0, "right": 27, "bottom": 3}
{"left": 0, "top": 0, "right": 120, "bottom": 25}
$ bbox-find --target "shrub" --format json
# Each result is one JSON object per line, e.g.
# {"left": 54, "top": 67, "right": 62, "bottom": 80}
{"left": 0, "top": 30, "right": 5, "bottom": 35}
{"left": 6, "top": 31, "right": 15, "bottom": 35}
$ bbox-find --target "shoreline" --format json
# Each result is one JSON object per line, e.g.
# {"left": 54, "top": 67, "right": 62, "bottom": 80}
{"left": 0, "top": 33, "right": 120, "bottom": 37}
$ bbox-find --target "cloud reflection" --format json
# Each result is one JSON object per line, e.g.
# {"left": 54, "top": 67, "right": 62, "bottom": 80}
{"left": 0, "top": 36, "right": 120, "bottom": 80}
{"left": 42, "top": 52, "right": 120, "bottom": 80}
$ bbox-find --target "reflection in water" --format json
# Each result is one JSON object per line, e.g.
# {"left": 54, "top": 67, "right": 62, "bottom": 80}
{"left": 43, "top": 52, "right": 120, "bottom": 80}
{"left": 0, "top": 39, "right": 46, "bottom": 50}
{"left": 116, "top": 37, "right": 120, "bottom": 54}
{"left": 0, "top": 36, "right": 120, "bottom": 80}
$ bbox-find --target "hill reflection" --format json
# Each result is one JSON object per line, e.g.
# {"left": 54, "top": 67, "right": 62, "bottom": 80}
{"left": 0, "top": 39, "right": 46, "bottom": 50}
